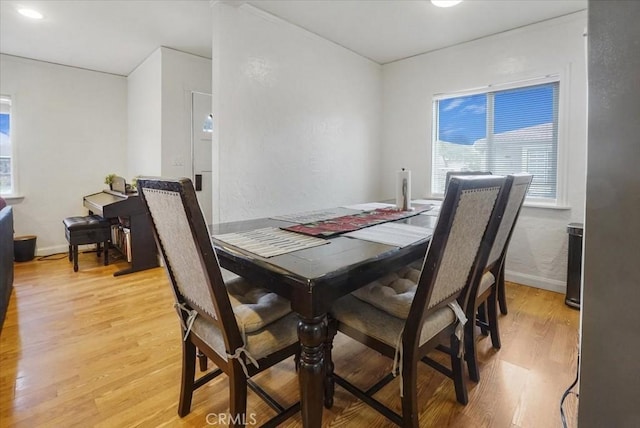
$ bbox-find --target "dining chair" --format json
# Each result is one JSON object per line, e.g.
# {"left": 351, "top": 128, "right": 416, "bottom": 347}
{"left": 464, "top": 173, "right": 533, "bottom": 382}
{"left": 444, "top": 170, "right": 492, "bottom": 194}
{"left": 137, "top": 177, "right": 300, "bottom": 428}
{"left": 327, "top": 175, "right": 508, "bottom": 427}
{"left": 444, "top": 170, "right": 513, "bottom": 315}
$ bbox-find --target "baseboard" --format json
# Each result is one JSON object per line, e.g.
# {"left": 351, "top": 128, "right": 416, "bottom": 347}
{"left": 505, "top": 270, "right": 567, "bottom": 294}
{"left": 36, "top": 244, "right": 96, "bottom": 257}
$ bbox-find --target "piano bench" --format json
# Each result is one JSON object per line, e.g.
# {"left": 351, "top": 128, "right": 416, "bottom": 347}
{"left": 63, "top": 215, "right": 111, "bottom": 272}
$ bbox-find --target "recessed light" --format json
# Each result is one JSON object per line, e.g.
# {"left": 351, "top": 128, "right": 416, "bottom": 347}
{"left": 18, "top": 8, "right": 43, "bottom": 19}
{"left": 431, "top": 0, "right": 463, "bottom": 7}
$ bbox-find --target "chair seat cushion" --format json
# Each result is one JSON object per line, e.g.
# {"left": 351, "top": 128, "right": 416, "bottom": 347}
{"left": 351, "top": 266, "right": 421, "bottom": 319}
{"left": 223, "top": 271, "right": 292, "bottom": 334}
{"left": 332, "top": 294, "right": 456, "bottom": 349}
{"left": 179, "top": 269, "right": 297, "bottom": 363}
{"left": 477, "top": 271, "right": 496, "bottom": 296}
{"left": 191, "top": 311, "right": 299, "bottom": 362}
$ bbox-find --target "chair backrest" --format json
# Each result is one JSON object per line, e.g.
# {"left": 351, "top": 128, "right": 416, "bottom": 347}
{"left": 407, "top": 175, "right": 507, "bottom": 334}
{"left": 137, "top": 177, "right": 243, "bottom": 352}
{"left": 485, "top": 173, "right": 533, "bottom": 270}
{"left": 444, "top": 170, "right": 492, "bottom": 194}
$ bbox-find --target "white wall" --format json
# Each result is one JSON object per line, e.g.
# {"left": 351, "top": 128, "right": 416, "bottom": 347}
{"left": 381, "top": 12, "right": 588, "bottom": 291}
{"left": 127, "top": 49, "right": 162, "bottom": 177}
{"left": 212, "top": 4, "right": 383, "bottom": 223}
{"left": 0, "top": 54, "right": 127, "bottom": 255}
{"left": 127, "top": 47, "right": 211, "bottom": 179}
{"left": 160, "top": 47, "right": 211, "bottom": 178}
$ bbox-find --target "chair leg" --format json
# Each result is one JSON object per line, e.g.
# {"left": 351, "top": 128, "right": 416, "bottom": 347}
{"left": 96, "top": 242, "right": 102, "bottom": 258}
{"left": 497, "top": 265, "right": 508, "bottom": 315}
{"left": 401, "top": 353, "right": 419, "bottom": 428}
{"left": 465, "top": 315, "right": 480, "bottom": 383}
{"left": 73, "top": 245, "right": 79, "bottom": 272}
{"left": 68, "top": 245, "right": 72, "bottom": 262}
{"left": 228, "top": 363, "right": 248, "bottom": 428}
{"left": 488, "top": 289, "right": 502, "bottom": 349}
{"left": 197, "top": 349, "right": 208, "bottom": 371}
{"left": 324, "top": 316, "right": 337, "bottom": 409}
{"left": 178, "top": 339, "right": 197, "bottom": 417}
{"left": 103, "top": 240, "right": 109, "bottom": 266}
{"left": 477, "top": 303, "right": 489, "bottom": 336}
{"left": 451, "top": 335, "right": 468, "bottom": 405}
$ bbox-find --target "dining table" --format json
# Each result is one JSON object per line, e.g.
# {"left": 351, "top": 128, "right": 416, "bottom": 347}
{"left": 210, "top": 203, "right": 439, "bottom": 427}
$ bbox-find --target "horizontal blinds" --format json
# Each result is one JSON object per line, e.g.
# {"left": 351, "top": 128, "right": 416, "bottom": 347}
{"left": 432, "top": 81, "right": 559, "bottom": 201}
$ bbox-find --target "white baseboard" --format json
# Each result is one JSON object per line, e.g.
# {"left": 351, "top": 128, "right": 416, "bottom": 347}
{"left": 36, "top": 244, "right": 95, "bottom": 257}
{"left": 505, "top": 270, "right": 567, "bottom": 294}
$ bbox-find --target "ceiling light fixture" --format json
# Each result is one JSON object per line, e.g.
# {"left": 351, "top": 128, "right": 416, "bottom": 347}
{"left": 431, "top": 0, "right": 463, "bottom": 7}
{"left": 18, "top": 8, "right": 43, "bottom": 19}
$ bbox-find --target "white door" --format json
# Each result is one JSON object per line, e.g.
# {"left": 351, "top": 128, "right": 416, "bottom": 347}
{"left": 191, "top": 92, "right": 213, "bottom": 225}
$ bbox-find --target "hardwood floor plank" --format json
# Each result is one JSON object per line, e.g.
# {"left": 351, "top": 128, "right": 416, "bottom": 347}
{"left": 0, "top": 254, "right": 579, "bottom": 427}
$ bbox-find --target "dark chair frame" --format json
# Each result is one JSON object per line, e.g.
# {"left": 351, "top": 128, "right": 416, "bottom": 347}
{"left": 444, "top": 170, "right": 492, "bottom": 194}
{"left": 138, "top": 177, "right": 299, "bottom": 428}
{"left": 464, "top": 173, "right": 533, "bottom": 382}
{"left": 327, "top": 175, "right": 509, "bottom": 427}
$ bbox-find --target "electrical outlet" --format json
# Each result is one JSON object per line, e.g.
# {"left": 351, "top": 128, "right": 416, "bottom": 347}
{"left": 172, "top": 157, "right": 184, "bottom": 166}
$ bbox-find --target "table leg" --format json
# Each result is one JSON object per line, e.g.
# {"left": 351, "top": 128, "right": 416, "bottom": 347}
{"left": 298, "top": 315, "right": 326, "bottom": 428}
{"left": 324, "top": 316, "right": 337, "bottom": 409}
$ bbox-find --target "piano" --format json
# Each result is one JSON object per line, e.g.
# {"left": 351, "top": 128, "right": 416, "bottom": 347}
{"left": 83, "top": 191, "right": 158, "bottom": 276}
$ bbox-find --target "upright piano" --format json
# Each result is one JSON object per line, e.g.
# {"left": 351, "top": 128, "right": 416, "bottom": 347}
{"left": 83, "top": 191, "right": 158, "bottom": 276}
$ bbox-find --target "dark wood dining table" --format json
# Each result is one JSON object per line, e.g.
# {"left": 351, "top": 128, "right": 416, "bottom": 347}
{"left": 210, "top": 206, "right": 437, "bottom": 427}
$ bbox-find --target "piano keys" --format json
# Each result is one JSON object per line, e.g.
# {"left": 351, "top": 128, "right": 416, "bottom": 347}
{"left": 83, "top": 191, "right": 158, "bottom": 276}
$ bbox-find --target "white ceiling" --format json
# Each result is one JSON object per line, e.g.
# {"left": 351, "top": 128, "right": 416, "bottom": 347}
{"left": 0, "top": 0, "right": 587, "bottom": 76}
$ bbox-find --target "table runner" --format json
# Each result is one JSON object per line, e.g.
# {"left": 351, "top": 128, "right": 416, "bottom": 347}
{"left": 270, "top": 207, "right": 361, "bottom": 224}
{"left": 283, "top": 206, "right": 432, "bottom": 238}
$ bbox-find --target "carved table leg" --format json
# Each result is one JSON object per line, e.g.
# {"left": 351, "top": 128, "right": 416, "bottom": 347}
{"left": 298, "top": 315, "right": 326, "bottom": 428}
{"left": 324, "top": 316, "right": 337, "bottom": 409}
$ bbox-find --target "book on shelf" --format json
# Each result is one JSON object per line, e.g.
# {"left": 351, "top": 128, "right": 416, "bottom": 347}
{"left": 123, "top": 227, "right": 132, "bottom": 262}
{"left": 111, "top": 224, "right": 132, "bottom": 262}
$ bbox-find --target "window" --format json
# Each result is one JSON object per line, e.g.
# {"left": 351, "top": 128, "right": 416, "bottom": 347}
{"left": 0, "top": 96, "right": 13, "bottom": 196}
{"left": 432, "top": 78, "right": 560, "bottom": 204}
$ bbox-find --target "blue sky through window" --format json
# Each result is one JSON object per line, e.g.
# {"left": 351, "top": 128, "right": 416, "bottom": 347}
{"left": 438, "top": 83, "right": 555, "bottom": 145}
{"left": 438, "top": 94, "right": 486, "bottom": 145}
{"left": 494, "top": 85, "right": 554, "bottom": 133}
{"left": 0, "top": 114, "right": 9, "bottom": 135}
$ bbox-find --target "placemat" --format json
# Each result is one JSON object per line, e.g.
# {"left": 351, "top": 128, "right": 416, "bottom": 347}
{"left": 213, "top": 227, "right": 329, "bottom": 258}
{"left": 344, "top": 223, "right": 433, "bottom": 248}
{"left": 283, "top": 206, "right": 432, "bottom": 238}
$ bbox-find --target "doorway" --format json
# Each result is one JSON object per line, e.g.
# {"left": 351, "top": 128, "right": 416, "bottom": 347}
{"left": 191, "top": 91, "right": 213, "bottom": 225}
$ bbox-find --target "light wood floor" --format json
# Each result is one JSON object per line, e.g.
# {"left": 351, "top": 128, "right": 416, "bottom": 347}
{"left": 1, "top": 252, "right": 579, "bottom": 427}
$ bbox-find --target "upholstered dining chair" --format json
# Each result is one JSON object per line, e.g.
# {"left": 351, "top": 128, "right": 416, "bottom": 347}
{"left": 444, "top": 170, "right": 492, "bottom": 194}
{"left": 137, "top": 177, "right": 300, "bottom": 428}
{"left": 464, "top": 173, "right": 533, "bottom": 382}
{"left": 444, "top": 169, "right": 515, "bottom": 315}
{"left": 327, "top": 175, "right": 508, "bottom": 427}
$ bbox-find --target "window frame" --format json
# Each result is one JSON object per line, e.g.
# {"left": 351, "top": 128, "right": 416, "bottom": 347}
{"left": 429, "top": 74, "right": 569, "bottom": 209}
{"left": 0, "top": 94, "right": 19, "bottom": 199}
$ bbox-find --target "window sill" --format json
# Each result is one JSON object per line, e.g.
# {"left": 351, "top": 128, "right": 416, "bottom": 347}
{"left": 428, "top": 195, "right": 570, "bottom": 210}
{"left": 522, "top": 202, "right": 571, "bottom": 210}
{"left": 2, "top": 194, "right": 25, "bottom": 202}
